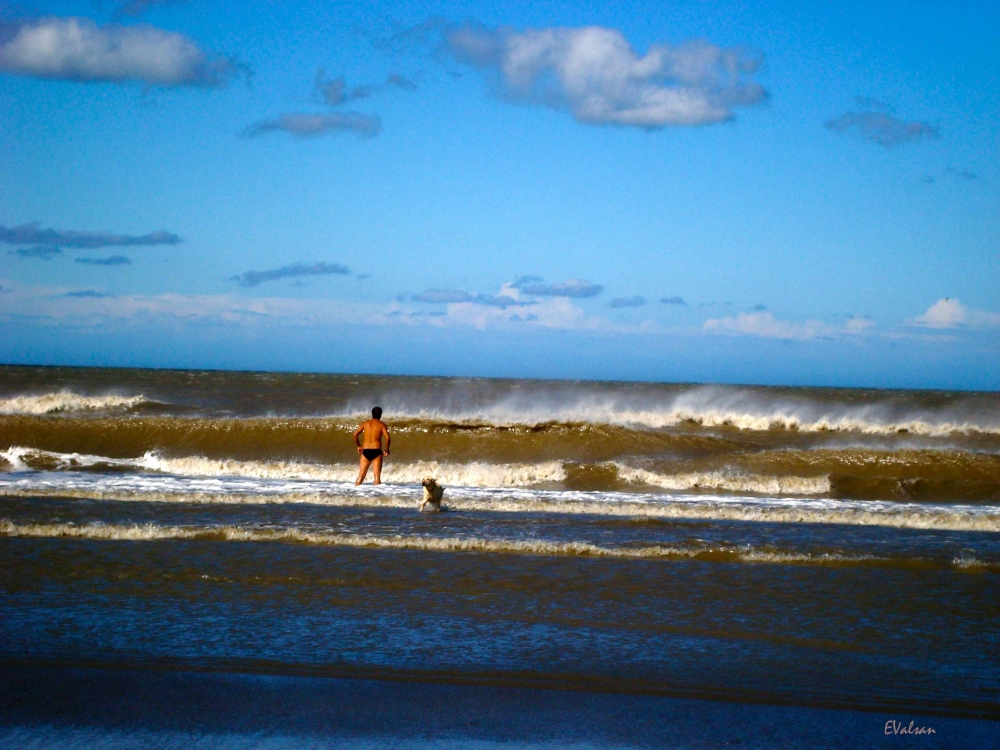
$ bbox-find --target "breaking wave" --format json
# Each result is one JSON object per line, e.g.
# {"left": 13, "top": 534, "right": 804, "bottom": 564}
{"left": 0, "top": 391, "right": 148, "bottom": 415}
{"left": 610, "top": 462, "right": 832, "bottom": 495}
{"left": 334, "top": 385, "right": 1000, "bottom": 436}
{"left": 1, "top": 447, "right": 568, "bottom": 488}
{"left": 2, "top": 447, "right": 835, "bottom": 497}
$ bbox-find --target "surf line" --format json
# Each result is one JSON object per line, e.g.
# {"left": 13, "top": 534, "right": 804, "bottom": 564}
{"left": 1, "top": 484, "right": 998, "bottom": 532}
{"left": 1, "top": 520, "right": 996, "bottom": 571}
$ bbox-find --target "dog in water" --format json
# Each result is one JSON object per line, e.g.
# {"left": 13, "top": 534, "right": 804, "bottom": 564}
{"left": 420, "top": 477, "right": 444, "bottom": 512}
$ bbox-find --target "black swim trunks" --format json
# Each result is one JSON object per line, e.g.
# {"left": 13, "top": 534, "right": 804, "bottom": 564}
{"left": 362, "top": 448, "right": 382, "bottom": 460}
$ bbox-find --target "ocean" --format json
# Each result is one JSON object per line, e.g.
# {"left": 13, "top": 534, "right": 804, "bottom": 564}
{"left": 1, "top": 365, "right": 998, "bottom": 747}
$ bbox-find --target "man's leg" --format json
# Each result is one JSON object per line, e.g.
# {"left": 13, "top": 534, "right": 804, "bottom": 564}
{"left": 355, "top": 455, "right": 371, "bottom": 485}
{"left": 371, "top": 455, "right": 383, "bottom": 485}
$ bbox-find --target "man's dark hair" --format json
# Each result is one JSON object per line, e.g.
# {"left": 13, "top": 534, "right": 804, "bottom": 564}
{"left": 372, "top": 406, "right": 383, "bottom": 419}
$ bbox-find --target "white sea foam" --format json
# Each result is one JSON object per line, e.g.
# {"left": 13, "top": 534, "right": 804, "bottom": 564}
{"left": 1, "top": 447, "right": 567, "bottom": 488}
{"left": 2, "top": 471, "right": 998, "bottom": 532}
{"left": 0, "top": 391, "right": 147, "bottom": 415}
{"left": 2, "top": 447, "right": 834, "bottom": 497}
{"left": 0, "top": 519, "right": 902, "bottom": 566}
{"left": 611, "top": 463, "right": 832, "bottom": 495}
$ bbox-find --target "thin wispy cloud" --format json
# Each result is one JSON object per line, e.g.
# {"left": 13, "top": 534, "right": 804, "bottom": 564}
{"left": 75, "top": 255, "right": 132, "bottom": 266}
{"left": 232, "top": 262, "right": 351, "bottom": 287}
{"left": 704, "top": 311, "right": 877, "bottom": 340}
{"left": 609, "top": 296, "right": 645, "bottom": 308}
{"left": 661, "top": 296, "right": 687, "bottom": 306}
{"left": 921, "top": 167, "right": 978, "bottom": 184}
{"left": 0, "top": 17, "right": 240, "bottom": 87}
{"left": 0, "top": 223, "right": 179, "bottom": 248}
{"left": 64, "top": 290, "right": 115, "bottom": 298}
{"left": 825, "top": 103, "right": 938, "bottom": 147}
{"left": 412, "top": 288, "right": 475, "bottom": 303}
{"left": 513, "top": 277, "right": 604, "bottom": 298}
{"left": 914, "top": 298, "right": 1000, "bottom": 329}
{"left": 114, "top": 0, "right": 188, "bottom": 19}
{"left": 845, "top": 316, "right": 875, "bottom": 332}
{"left": 705, "top": 311, "right": 825, "bottom": 340}
{"left": 432, "top": 21, "right": 766, "bottom": 129}
{"left": 412, "top": 287, "right": 531, "bottom": 308}
{"left": 314, "top": 71, "right": 417, "bottom": 106}
{"left": 243, "top": 112, "right": 381, "bottom": 139}
{"left": 9, "top": 246, "right": 61, "bottom": 260}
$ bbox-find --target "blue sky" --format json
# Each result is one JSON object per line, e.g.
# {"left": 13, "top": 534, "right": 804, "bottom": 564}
{"left": 1, "top": 0, "right": 998, "bottom": 389}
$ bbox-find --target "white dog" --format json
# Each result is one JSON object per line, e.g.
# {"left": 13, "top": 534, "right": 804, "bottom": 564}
{"left": 420, "top": 477, "right": 444, "bottom": 512}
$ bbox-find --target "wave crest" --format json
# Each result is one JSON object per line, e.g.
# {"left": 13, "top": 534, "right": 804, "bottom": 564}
{"left": 0, "top": 391, "right": 147, "bottom": 415}
{"left": 611, "top": 462, "right": 831, "bottom": 495}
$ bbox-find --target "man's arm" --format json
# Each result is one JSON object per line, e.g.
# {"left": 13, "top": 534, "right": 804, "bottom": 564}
{"left": 353, "top": 425, "right": 365, "bottom": 453}
{"left": 382, "top": 425, "right": 391, "bottom": 456}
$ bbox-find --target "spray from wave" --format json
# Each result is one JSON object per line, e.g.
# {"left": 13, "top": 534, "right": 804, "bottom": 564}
{"left": 326, "top": 384, "right": 1000, "bottom": 436}
{"left": 0, "top": 391, "right": 148, "bottom": 415}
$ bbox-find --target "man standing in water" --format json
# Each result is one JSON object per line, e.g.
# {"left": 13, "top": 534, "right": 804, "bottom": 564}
{"left": 354, "top": 406, "right": 390, "bottom": 485}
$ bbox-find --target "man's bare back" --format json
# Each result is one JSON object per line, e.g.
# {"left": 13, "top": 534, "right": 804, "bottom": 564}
{"left": 354, "top": 407, "right": 390, "bottom": 485}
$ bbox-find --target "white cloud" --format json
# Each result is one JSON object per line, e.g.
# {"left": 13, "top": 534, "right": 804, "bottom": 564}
{"left": 704, "top": 310, "right": 881, "bottom": 340}
{"left": 443, "top": 23, "right": 765, "bottom": 128}
{"left": 0, "top": 279, "right": 653, "bottom": 335}
{"left": 0, "top": 281, "right": 383, "bottom": 328}
{"left": 915, "top": 298, "right": 1000, "bottom": 329}
{"left": 704, "top": 311, "right": 828, "bottom": 340}
{"left": 0, "top": 17, "right": 238, "bottom": 87}
{"left": 845, "top": 316, "right": 876, "bottom": 332}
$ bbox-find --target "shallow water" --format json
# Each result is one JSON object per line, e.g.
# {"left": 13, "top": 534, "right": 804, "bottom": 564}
{"left": 1, "top": 365, "right": 998, "bottom": 725}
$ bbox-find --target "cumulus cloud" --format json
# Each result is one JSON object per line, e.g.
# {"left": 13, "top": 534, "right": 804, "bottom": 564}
{"left": 438, "top": 22, "right": 765, "bottom": 128}
{"left": 243, "top": 112, "right": 381, "bottom": 138}
{"left": 0, "top": 222, "right": 179, "bottom": 248}
{"left": 314, "top": 70, "right": 417, "bottom": 106}
{"left": 232, "top": 262, "right": 351, "bottom": 287}
{"left": 513, "top": 277, "right": 604, "bottom": 298}
{"left": 825, "top": 107, "right": 938, "bottom": 147}
{"left": 609, "top": 295, "right": 645, "bottom": 308}
{"left": 0, "top": 17, "right": 239, "bottom": 87}
{"left": 914, "top": 298, "right": 1000, "bottom": 329}
{"left": 661, "top": 296, "right": 687, "bottom": 306}
{"left": 9, "top": 246, "right": 61, "bottom": 260}
{"left": 75, "top": 255, "right": 132, "bottom": 266}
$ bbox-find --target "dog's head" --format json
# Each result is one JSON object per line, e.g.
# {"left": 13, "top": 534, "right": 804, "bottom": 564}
{"left": 421, "top": 477, "right": 438, "bottom": 488}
